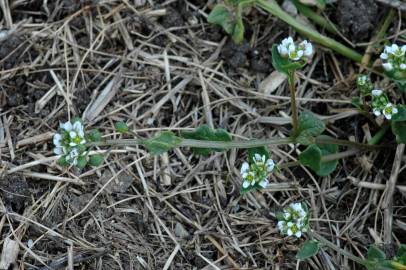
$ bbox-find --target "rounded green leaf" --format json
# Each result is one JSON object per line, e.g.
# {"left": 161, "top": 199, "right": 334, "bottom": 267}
{"left": 299, "top": 136, "right": 338, "bottom": 176}
{"left": 297, "top": 240, "right": 320, "bottom": 260}
{"left": 143, "top": 131, "right": 182, "bottom": 155}
{"left": 392, "top": 105, "right": 406, "bottom": 122}
{"left": 89, "top": 154, "right": 104, "bottom": 167}
{"left": 76, "top": 156, "right": 87, "bottom": 169}
{"left": 208, "top": 4, "right": 235, "bottom": 35}
{"left": 367, "top": 246, "right": 386, "bottom": 261}
{"left": 181, "top": 125, "right": 232, "bottom": 156}
{"left": 391, "top": 121, "right": 406, "bottom": 144}
{"left": 57, "top": 156, "right": 68, "bottom": 166}
{"left": 248, "top": 146, "right": 270, "bottom": 162}
{"left": 296, "top": 111, "right": 326, "bottom": 145}
{"left": 115, "top": 121, "right": 129, "bottom": 134}
{"left": 89, "top": 129, "right": 102, "bottom": 142}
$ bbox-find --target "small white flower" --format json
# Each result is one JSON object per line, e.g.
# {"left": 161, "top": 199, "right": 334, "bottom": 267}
{"left": 294, "top": 231, "right": 302, "bottom": 238}
{"left": 242, "top": 180, "right": 250, "bottom": 189}
{"left": 283, "top": 212, "right": 291, "bottom": 219}
{"left": 400, "top": 63, "right": 406, "bottom": 70}
{"left": 54, "top": 147, "right": 64, "bottom": 155}
{"left": 383, "top": 62, "right": 393, "bottom": 71}
{"left": 372, "top": 89, "right": 383, "bottom": 96}
{"left": 383, "top": 103, "right": 398, "bottom": 120}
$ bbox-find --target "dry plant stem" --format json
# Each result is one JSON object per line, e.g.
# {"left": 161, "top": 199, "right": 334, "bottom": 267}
{"left": 383, "top": 144, "right": 405, "bottom": 245}
{"left": 308, "top": 230, "right": 366, "bottom": 266}
{"left": 288, "top": 71, "right": 299, "bottom": 136}
{"left": 256, "top": 0, "right": 363, "bottom": 62}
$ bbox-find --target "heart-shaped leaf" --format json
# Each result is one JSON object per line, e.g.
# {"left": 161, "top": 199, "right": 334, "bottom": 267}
{"left": 392, "top": 105, "right": 406, "bottom": 122}
{"left": 392, "top": 121, "right": 406, "bottom": 144}
{"left": 208, "top": 5, "right": 235, "bottom": 35}
{"left": 299, "top": 136, "right": 338, "bottom": 176}
{"left": 296, "top": 111, "right": 325, "bottom": 145}
{"left": 297, "top": 240, "right": 320, "bottom": 260}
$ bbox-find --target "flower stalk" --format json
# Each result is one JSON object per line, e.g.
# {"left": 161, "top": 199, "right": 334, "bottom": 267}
{"left": 288, "top": 71, "right": 299, "bottom": 136}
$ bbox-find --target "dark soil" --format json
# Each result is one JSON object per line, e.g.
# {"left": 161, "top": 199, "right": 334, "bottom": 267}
{"left": 1, "top": 174, "right": 30, "bottom": 213}
{"left": 336, "top": 0, "right": 379, "bottom": 41}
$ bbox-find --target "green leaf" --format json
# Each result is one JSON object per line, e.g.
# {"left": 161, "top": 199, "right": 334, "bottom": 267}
{"left": 76, "top": 156, "right": 87, "bottom": 169}
{"left": 248, "top": 146, "right": 269, "bottom": 162}
{"left": 57, "top": 156, "right": 68, "bottom": 166}
{"left": 316, "top": 0, "right": 326, "bottom": 9}
{"left": 115, "top": 121, "right": 129, "bottom": 134}
{"left": 351, "top": 97, "right": 363, "bottom": 110}
{"left": 143, "top": 131, "right": 182, "bottom": 155}
{"left": 296, "top": 111, "right": 325, "bottom": 145}
{"left": 391, "top": 121, "right": 406, "bottom": 144}
{"left": 368, "top": 246, "right": 386, "bottom": 261}
{"left": 396, "top": 245, "right": 406, "bottom": 265}
{"left": 89, "top": 129, "right": 102, "bottom": 142}
{"left": 299, "top": 137, "right": 338, "bottom": 176}
{"left": 208, "top": 4, "right": 235, "bottom": 35}
{"left": 181, "top": 125, "right": 232, "bottom": 156}
{"left": 392, "top": 105, "right": 406, "bottom": 122}
{"left": 271, "top": 45, "right": 305, "bottom": 75}
{"left": 297, "top": 240, "right": 320, "bottom": 260}
{"left": 232, "top": 12, "right": 244, "bottom": 44}
{"left": 89, "top": 154, "right": 104, "bottom": 167}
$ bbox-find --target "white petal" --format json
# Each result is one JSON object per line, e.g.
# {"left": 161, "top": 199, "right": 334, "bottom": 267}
{"left": 284, "top": 212, "right": 291, "bottom": 219}
{"left": 393, "top": 107, "right": 398, "bottom": 114}
{"left": 54, "top": 147, "right": 63, "bottom": 155}
{"left": 254, "top": 153, "right": 262, "bottom": 162}
{"left": 61, "top": 122, "right": 73, "bottom": 131}
{"left": 242, "top": 181, "right": 250, "bottom": 188}
{"left": 53, "top": 134, "right": 62, "bottom": 146}
{"left": 402, "top": 45, "right": 406, "bottom": 53}
{"left": 391, "top": 44, "right": 399, "bottom": 52}
{"left": 373, "top": 109, "right": 382, "bottom": 116}
{"left": 69, "top": 142, "right": 77, "bottom": 147}
{"left": 287, "top": 222, "right": 293, "bottom": 227}
{"left": 266, "top": 159, "right": 275, "bottom": 172}
{"left": 383, "top": 62, "right": 393, "bottom": 71}
{"left": 295, "top": 231, "right": 302, "bottom": 238}
{"left": 400, "top": 63, "right": 406, "bottom": 70}
{"left": 259, "top": 180, "right": 269, "bottom": 188}
{"left": 70, "top": 131, "right": 77, "bottom": 138}
{"left": 380, "top": 53, "right": 388, "bottom": 60}
{"left": 371, "top": 89, "right": 382, "bottom": 96}
{"left": 287, "top": 229, "right": 293, "bottom": 236}
{"left": 277, "top": 221, "right": 285, "bottom": 231}
{"left": 241, "top": 162, "right": 249, "bottom": 174}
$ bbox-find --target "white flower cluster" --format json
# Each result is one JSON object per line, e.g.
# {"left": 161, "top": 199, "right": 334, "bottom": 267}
{"left": 277, "top": 202, "right": 309, "bottom": 238}
{"left": 356, "top": 75, "right": 373, "bottom": 96}
{"left": 277, "top": 37, "right": 313, "bottom": 62}
{"left": 380, "top": 44, "right": 406, "bottom": 72}
{"left": 240, "top": 154, "right": 274, "bottom": 189}
{"left": 53, "top": 120, "right": 87, "bottom": 166}
{"left": 371, "top": 89, "right": 398, "bottom": 120}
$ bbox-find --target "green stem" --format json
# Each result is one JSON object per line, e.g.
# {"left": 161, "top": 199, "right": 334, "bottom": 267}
{"left": 308, "top": 230, "right": 367, "bottom": 266}
{"left": 288, "top": 72, "right": 299, "bottom": 136}
{"left": 255, "top": 0, "right": 362, "bottom": 62}
{"left": 368, "top": 124, "right": 390, "bottom": 145}
{"left": 291, "top": 0, "right": 338, "bottom": 35}
{"left": 93, "top": 135, "right": 383, "bottom": 151}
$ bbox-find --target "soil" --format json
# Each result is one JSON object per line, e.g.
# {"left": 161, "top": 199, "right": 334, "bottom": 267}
{"left": 0, "top": 0, "right": 405, "bottom": 269}
{"left": 336, "top": 0, "right": 379, "bottom": 41}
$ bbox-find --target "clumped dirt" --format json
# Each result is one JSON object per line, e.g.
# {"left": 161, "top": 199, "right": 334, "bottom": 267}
{"left": 1, "top": 174, "right": 30, "bottom": 212}
{"left": 336, "top": 0, "right": 379, "bottom": 41}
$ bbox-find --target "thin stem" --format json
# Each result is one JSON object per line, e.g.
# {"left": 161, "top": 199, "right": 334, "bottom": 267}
{"left": 288, "top": 72, "right": 299, "bottom": 136}
{"left": 314, "top": 136, "right": 384, "bottom": 150}
{"left": 368, "top": 124, "right": 390, "bottom": 145}
{"left": 291, "top": 0, "right": 338, "bottom": 35}
{"left": 93, "top": 135, "right": 384, "bottom": 151}
{"left": 308, "top": 230, "right": 366, "bottom": 266}
{"left": 256, "top": 0, "right": 363, "bottom": 63}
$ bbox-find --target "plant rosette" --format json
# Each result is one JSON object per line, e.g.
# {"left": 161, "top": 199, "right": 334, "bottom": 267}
{"left": 371, "top": 89, "right": 398, "bottom": 120}
{"left": 277, "top": 202, "right": 309, "bottom": 238}
{"left": 53, "top": 119, "right": 103, "bottom": 168}
{"left": 380, "top": 44, "right": 406, "bottom": 91}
